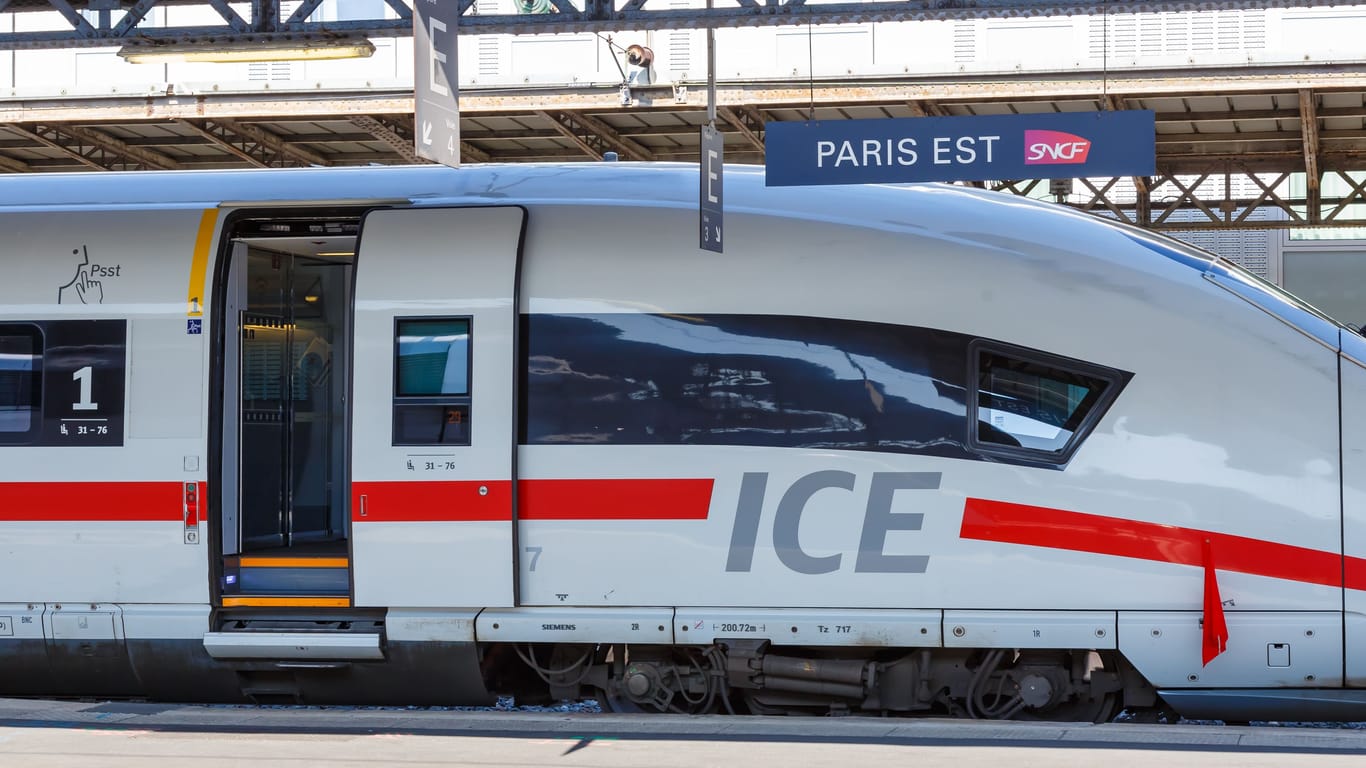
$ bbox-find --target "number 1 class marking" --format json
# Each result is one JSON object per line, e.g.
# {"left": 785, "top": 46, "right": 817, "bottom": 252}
{"left": 72, "top": 365, "right": 98, "bottom": 411}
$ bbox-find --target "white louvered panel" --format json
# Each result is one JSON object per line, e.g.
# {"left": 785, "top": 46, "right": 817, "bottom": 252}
{"left": 666, "top": 30, "right": 692, "bottom": 76}
{"left": 1090, "top": 14, "right": 1138, "bottom": 59}
{"left": 476, "top": 0, "right": 504, "bottom": 78}
{"left": 662, "top": 0, "right": 693, "bottom": 78}
{"left": 1218, "top": 10, "right": 1243, "bottom": 51}
{"left": 1242, "top": 9, "right": 1268, "bottom": 49}
{"left": 1190, "top": 12, "right": 1215, "bottom": 51}
{"left": 478, "top": 38, "right": 500, "bottom": 77}
{"left": 953, "top": 20, "right": 975, "bottom": 63}
{"left": 247, "top": 62, "right": 293, "bottom": 82}
{"left": 1162, "top": 12, "right": 1188, "bottom": 53}
{"left": 1138, "top": 14, "right": 1163, "bottom": 56}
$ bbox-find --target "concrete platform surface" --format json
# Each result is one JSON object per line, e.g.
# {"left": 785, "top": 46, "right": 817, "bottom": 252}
{"left": 0, "top": 698, "right": 1364, "bottom": 767}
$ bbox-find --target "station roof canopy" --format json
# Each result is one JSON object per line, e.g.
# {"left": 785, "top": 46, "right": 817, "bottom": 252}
{"left": 2, "top": 63, "right": 1364, "bottom": 229}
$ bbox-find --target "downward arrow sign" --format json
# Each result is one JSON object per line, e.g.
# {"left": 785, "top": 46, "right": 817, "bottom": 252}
{"left": 422, "top": 121, "right": 433, "bottom": 145}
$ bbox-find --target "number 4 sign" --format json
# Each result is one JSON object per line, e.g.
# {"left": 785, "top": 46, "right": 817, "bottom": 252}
{"left": 414, "top": 0, "right": 460, "bottom": 169}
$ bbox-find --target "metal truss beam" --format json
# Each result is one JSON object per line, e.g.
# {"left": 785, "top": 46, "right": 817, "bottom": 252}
{"left": 1300, "top": 88, "right": 1322, "bottom": 225}
{"left": 350, "top": 114, "right": 428, "bottom": 164}
{"left": 0, "top": 151, "right": 31, "bottom": 173}
{"left": 175, "top": 119, "right": 270, "bottom": 167}
{"left": 1023, "top": 165, "right": 1366, "bottom": 230}
{"left": 718, "top": 105, "right": 766, "bottom": 156}
{"left": 181, "top": 118, "right": 332, "bottom": 167}
{"left": 535, "top": 109, "right": 654, "bottom": 161}
{"left": 9, "top": 123, "right": 178, "bottom": 170}
{"left": 0, "top": 0, "right": 1349, "bottom": 50}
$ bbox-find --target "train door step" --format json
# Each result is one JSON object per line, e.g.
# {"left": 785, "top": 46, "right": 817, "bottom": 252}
{"left": 205, "top": 615, "right": 385, "bottom": 661}
{"left": 222, "top": 554, "right": 350, "bottom": 605}
{"left": 203, "top": 631, "right": 382, "bottom": 660}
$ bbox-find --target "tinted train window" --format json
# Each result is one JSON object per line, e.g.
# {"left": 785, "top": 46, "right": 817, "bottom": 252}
{"left": 523, "top": 313, "right": 977, "bottom": 460}
{"left": 523, "top": 314, "right": 1129, "bottom": 469}
{"left": 0, "top": 325, "right": 41, "bottom": 439}
{"left": 968, "top": 341, "right": 1129, "bottom": 464}
{"left": 392, "top": 317, "right": 471, "bottom": 445}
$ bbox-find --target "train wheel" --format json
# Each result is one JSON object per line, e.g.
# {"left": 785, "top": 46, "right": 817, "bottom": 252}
{"left": 1015, "top": 651, "right": 1122, "bottom": 723}
{"left": 596, "top": 685, "right": 647, "bottom": 713}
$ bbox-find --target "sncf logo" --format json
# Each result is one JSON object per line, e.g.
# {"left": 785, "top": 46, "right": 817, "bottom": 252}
{"left": 1024, "top": 130, "right": 1092, "bottom": 165}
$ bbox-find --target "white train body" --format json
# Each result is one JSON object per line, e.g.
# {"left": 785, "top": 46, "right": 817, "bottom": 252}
{"left": 1, "top": 163, "right": 1364, "bottom": 720}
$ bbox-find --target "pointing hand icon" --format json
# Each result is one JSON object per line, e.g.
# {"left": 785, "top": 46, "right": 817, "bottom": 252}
{"left": 74, "top": 268, "right": 103, "bottom": 305}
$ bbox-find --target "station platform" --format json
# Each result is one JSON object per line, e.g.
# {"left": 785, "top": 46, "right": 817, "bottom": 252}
{"left": 1, "top": 697, "right": 1364, "bottom": 767}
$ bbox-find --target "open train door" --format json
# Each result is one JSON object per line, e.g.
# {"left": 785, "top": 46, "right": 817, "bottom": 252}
{"left": 349, "top": 206, "right": 525, "bottom": 608}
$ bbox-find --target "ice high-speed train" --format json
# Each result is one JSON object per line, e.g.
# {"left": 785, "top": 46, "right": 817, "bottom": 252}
{"left": 2, "top": 162, "right": 1365, "bottom": 722}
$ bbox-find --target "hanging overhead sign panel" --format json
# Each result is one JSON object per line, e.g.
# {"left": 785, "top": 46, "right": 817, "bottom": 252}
{"left": 764, "top": 110, "right": 1155, "bottom": 187}
{"left": 414, "top": 0, "right": 460, "bottom": 168}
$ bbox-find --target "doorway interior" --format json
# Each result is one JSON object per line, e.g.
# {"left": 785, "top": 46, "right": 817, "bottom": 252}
{"left": 217, "top": 212, "right": 361, "bottom": 603}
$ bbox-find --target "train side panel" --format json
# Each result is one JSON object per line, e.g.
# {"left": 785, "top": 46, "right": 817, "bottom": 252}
{"left": 0, "top": 206, "right": 217, "bottom": 605}
{"left": 514, "top": 195, "right": 1342, "bottom": 685}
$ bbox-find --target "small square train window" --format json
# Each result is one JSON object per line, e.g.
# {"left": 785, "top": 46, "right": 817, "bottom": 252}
{"left": 393, "top": 317, "right": 471, "bottom": 446}
{"left": 970, "top": 342, "right": 1129, "bottom": 465}
{"left": 396, "top": 318, "right": 470, "bottom": 396}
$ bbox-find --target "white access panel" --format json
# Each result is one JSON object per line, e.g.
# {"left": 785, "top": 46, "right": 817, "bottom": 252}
{"left": 673, "top": 608, "right": 942, "bottom": 648}
{"left": 478, "top": 608, "right": 676, "bottom": 645}
{"left": 350, "top": 206, "right": 524, "bottom": 608}
{"left": 1118, "top": 611, "right": 1342, "bottom": 688}
{"left": 943, "top": 610, "right": 1116, "bottom": 650}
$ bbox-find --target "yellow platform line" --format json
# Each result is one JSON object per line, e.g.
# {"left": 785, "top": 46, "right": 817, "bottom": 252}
{"left": 237, "top": 557, "right": 350, "bottom": 568}
{"left": 221, "top": 596, "right": 351, "bottom": 608}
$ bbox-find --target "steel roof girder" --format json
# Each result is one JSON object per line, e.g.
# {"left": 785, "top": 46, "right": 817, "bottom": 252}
{"left": 176, "top": 118, "right": 271, "bottom": 167}
{"left": 112, "top": 0, "right": 161, "bottom": 36}
{"left": 1075, "top": 176, "right": 1131, "bottom": 221}
{"left": 1322, "top": 170, "right": 1366, "bottom": 223}
{"left": 205, "top": 0, "right": 249, "bottom": 31}
{"left": 535, "top": 109, "right": 655, "bottom": 162}
{"left": 1151, "top": 173, "right": 1223, "bottom": 227}
{"left": 14, "top": 124, "right": 121, "bottom": 170}
{"left": 213, "top": 118, "right": 331, "bottom": 167}
{"left": 58, "top": 123, "right": 182, "bottom": 169}
{"left": 1299, "top": 88, "right": 1322, "bottom": 224}
{"left": 350, "top": 114, "right": 428, "bottom": 165}
{"left": 0, "top": 0, "right": 1358, "bottom": 49}
{"left": 1229, "top": 169, "right": 1293, "bottom": 224}
{"left": 718, "top": 105, "right": 766, "bottom": 154}
{"left": 0, "top": 151, "right": 29, "bottom": 172}
{"left": 45, "top": 0, "right": 97, "bottom": 37}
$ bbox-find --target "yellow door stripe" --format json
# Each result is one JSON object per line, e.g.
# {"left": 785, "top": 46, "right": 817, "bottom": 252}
{"left": 221, "top": 596, "right": 352, "bottom": 608}
{"left": 237, "top": 557, "right": 350, "bottom": 568}
{"left": 188, "top": 208, "right": 219, "bottom": 317}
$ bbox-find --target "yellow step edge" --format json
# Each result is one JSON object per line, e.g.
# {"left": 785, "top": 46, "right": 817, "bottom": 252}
{"left": 221, "top": 596, "right": 351, "bottom": 608}
{"left": 236, "top": 557, "right": 350, "bottom": 568}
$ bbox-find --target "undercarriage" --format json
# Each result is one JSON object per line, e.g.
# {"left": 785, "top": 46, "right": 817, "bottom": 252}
{"left": 492, "top": 641, "right": 1156, "bottom": 721}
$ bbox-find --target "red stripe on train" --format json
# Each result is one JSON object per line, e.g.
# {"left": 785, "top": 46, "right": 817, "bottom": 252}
{"left": 0, "top": 481, "right": 186, "bottom": 522}
{"left": 960, "top": 497, "right": 1366, "bottom": 591}
{"left": 0, "top": 478, "right": 713, "bottom": 523}
{"left": 519, "top": 478, "right": 714, "bottom": 520}
{"left": 351, "top": 478, "right": 715, "bottom": 522}
{"left": 352, "top": 480, "right": 513, "bottom": 522}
